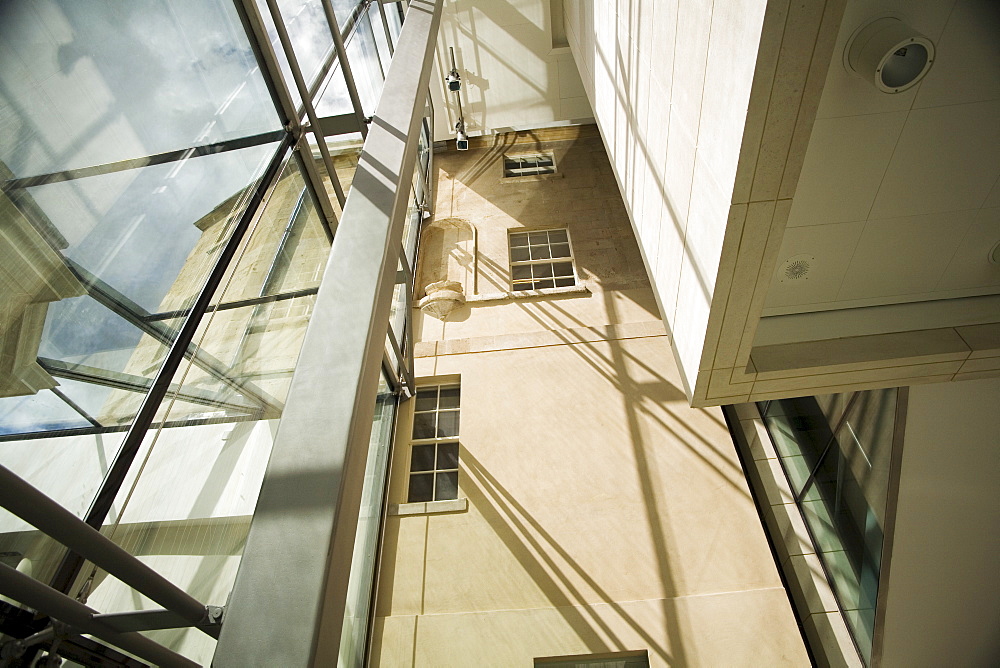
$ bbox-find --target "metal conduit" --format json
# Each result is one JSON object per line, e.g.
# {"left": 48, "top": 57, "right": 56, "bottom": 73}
{"left": 0, "top": 563, "right": 197, "bottom": 668}
{"left": 0, "top": 465, "right": 208, "bottom": 628}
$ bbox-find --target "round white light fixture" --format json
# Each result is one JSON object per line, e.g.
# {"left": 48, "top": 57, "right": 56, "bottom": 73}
{"left": 845, "top": 17, "right": 935, "bottom": 93}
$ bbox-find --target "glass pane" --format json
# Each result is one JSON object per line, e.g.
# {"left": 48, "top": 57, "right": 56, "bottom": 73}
{"left": 346, "top": 12, "right": 384, "bottom": 117}
{"left": 509, "top": 233, "right": 529, "bottom": 247}
{"left": 512, "top": 283, "right": 532, "bottom": 291}
{"left": 554, "top": 277, "right": 575, "bottom": 287}
{"left": 407, "top": 473, "right": 433, "bottom": 503}
{"left": 530, "top": 245, "right": 551, "bottom": 260}
{"left": 276, "top": 0, "right": 334, "bottom": 92}
{"left": 410, "top": 444, "right": 435, "bottom": 472}
{"left": 512, "top": 265, "right": 532, "bottom": 281}
{"left": 534, "top": 279, "right": 556, "bottom": 289}
{"left": 340, "top": 372, "right": 396, "bottom": 666}
{"left": 330, "top": 0, "right": 364, "bottom": 30}
{"left": 47, "top": 376, "right": 117, "bottom": 426}
{"left": 414, "top": 388, "right": 438, "bottom": 412}
{"left": 70, "top": 151, "right": 329, "bottom": 665}
{"left": 552, "top": 262, "right": 574, "bottom": 277}
{"left": 438, "top": 387, "right": 460, "bottom": 409}
{"left": 0, "top": 0, "right": 280, "bottom": 177}
{"left": 528, "top": 232, "right": 547, "bottom": 245}
{"left": 368, "top": 2, "right": 393, "bottom": 78}
{"left": 550, "top": 243, "right": 571, "bottom": 259}
{"left": 437, "top": 442, "right": 459, "bottom": 470}
{"left": 24, "top": 141, "right": 279, "bottom": 313}
{"left": 533, "top": 264, "right": 554, "bottom": 279}
{"left": 758, "top": 388, "right": 897, "bottom": 665}
{"left": 511, "top": 247, "right": 531, "bottom": 263}
{"left": 436, "top": 410, "right": 459, "bottom": 438}
{"left": 412, "top": 412, "right": 436, "bottom": 439}
{"left": 548, "top": 229, "right": 568, "bottom": 243}
{"left": 434, "top": 471, "right": 458, "bottom": 500}
{"left": 0, "top": 390, "right": 90, "bottom": 435}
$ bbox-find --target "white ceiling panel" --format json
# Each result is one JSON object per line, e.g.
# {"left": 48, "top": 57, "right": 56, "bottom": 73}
{"left": 787, "top": 111, "right": 907, "bottom": 227}
{"left": 984, "top": 175, "right": 1000, "bottom": 210}
{"left": 936, "top": 207, "right": 1000, "bottom": 291}
{"left": 765, "top": 221, "right": 866, "bottom": 308}
{"left": 838, "top": 209, "right": 976, "bottom": 299}
{"left": 869, "top": 99, "right": 1000, "bottom": 219}
{"left": 913, "top": 0, "right": 1000, "bottom": 109}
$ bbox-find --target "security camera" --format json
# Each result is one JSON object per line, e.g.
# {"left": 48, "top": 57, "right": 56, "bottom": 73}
{"left": 455, "top": 119, "right": 469, "bottom": 150}
{"left": 445, "top": 68, "right": 461, "bottom": 92}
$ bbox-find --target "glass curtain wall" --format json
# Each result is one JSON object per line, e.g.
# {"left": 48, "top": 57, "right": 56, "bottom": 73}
{"left": 0, "top": 1, "right": 408, "bottom": 665}
{"left": 758, "top": 388, "right": 900, "bottom": 665}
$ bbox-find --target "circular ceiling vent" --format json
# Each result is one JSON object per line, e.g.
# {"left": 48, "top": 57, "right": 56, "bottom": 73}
{"left": 778, "top": 255, "right": 815, "bottom": 283}
{"left": 845, "top": 17, "right": 935, "bottom": 93}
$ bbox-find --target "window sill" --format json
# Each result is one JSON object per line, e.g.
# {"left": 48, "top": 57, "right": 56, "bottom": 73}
{"left": 389, "top": 498, "right": 468, "bottom": 516}
{"left": 467, "top": 284, "right": 589, "bottom": 305}
{"left": 500, "top": 172, "right": 563, "bottom": 183}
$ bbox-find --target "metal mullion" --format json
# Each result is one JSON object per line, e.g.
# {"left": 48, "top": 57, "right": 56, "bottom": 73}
{"left": 374, "top": 0, "right": 395, "bottom": 56}
{"left": 385, "top": 324, "right": 412, "bottom": 392}
{"left": 793, "top": 392, "right": 863, "bottom": 504}
{"left": 4, "top": 131, "right": 287, "bottom": 190}
{"left": 145, "top": 286, "right": 320, "bottom": 322}
{"left": 65, "top": 261, "right": 283, "bottom": 417}
{"left": 320, "top": 0, "right": 370, "bottom": 139}
{"left": 234, "top": 0, "right": 301, "bottom": 133}
{"left": 373, "top": 0, "right": 395, "bottom": 60}
{"left": 50, "top": 387, "right": 103, "bottom": 429}
{"left": 39, "top": 358, "right": 261, "bottom": 416}
{"left": 293, "top": 147, "right": 338, "bottom": 240}
{"left": 264, "top": 0, "right": 348, "bottom": 208}
{"left": 399, "top": 246, "right": 416, "bottom": 400}
{"left": 0, "top": 414, "right": 261, "bottom": 443}
{"left": 48, "top": 133, "right": 295, "bottom": 596}
{"left": 297, "top": 134, "right": 343, "bottom": 225}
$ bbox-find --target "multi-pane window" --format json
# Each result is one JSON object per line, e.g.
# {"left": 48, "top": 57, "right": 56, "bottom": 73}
{"left": 509, "top": 229, "right": 576, "bottom": 291}
{"left": 408, "top": 385, "right": 460, "bottom": 502}
{"left": 503, "top": 153, "right": 555, "bottom": 177}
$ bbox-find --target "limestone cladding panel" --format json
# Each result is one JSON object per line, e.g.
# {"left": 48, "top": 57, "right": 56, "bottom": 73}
{"left": 375, "top": 337, "right": 806, "bottom": 666}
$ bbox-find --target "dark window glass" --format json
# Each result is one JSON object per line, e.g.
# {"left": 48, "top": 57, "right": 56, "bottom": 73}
{"left": 410, "top": 444, "right": 435, "bottom": 472}
{"left": 437, "top": 442, "right": 459, "bottom": 469}
{"left": 412, "top": 413, "right": 436, "bottom": 439}
{"left": 437, "top": 410, "right": 459, "bottom": 438}
{"left": 438, "top": 387, "right": 460, "bottom": 409}
{"left": 414, "top": 388, "right": 438, "bottom": 412}
{"left": 407, "top": 473, "right": 433, "bottom": 502}
{"left": 435, "top": 472, "right": 459, "bottom": 500}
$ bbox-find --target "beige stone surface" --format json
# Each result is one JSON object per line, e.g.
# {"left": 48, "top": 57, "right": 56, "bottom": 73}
{"left": 374, "top": 130, "right": 806, "bottom": 665}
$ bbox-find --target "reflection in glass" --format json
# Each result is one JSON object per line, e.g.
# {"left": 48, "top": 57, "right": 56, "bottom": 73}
{"left": 38, "top": 158, "right": 325, "bottom": 663}
{"left": 0, "top": 0, "right": 280, "bottom": 176}
{"left": 340, "top": 372, "right": 397, "bottom": 666}
{"left": 759, "top": 388, "right": 899, "bottom": 665}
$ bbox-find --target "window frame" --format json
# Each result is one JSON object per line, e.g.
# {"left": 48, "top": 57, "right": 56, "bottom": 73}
{"left": 502, "top": 152, "right": 556, "bottom": 178}
{"left": 407, "top": 384, "right": 461, "bottom": 503}
{"left": 508, "top": 227, "right": 577, "bottom": 291}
